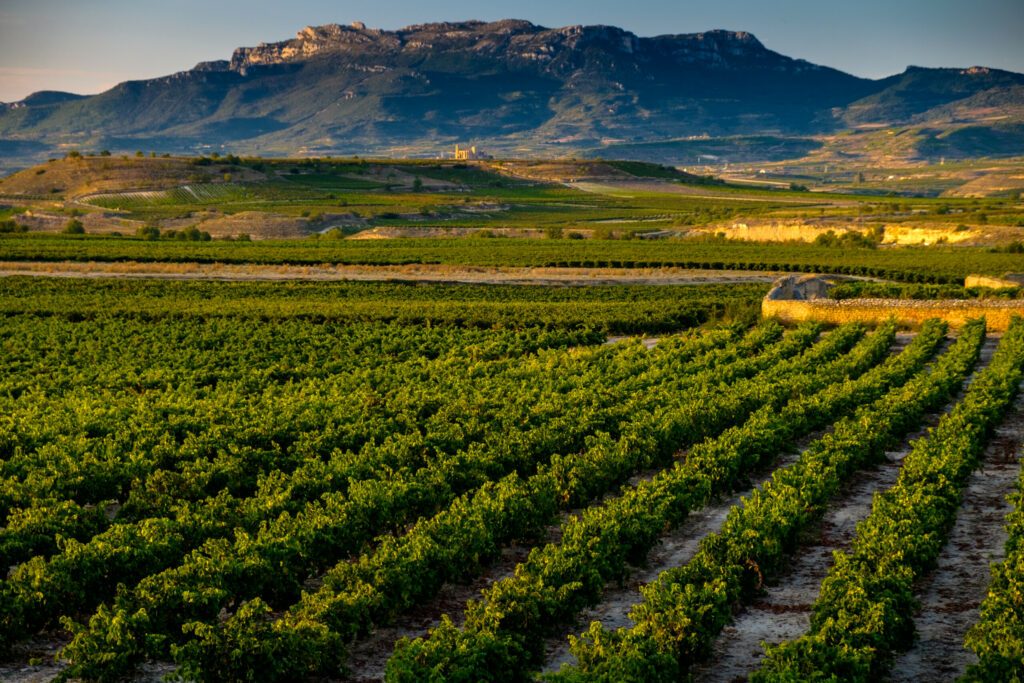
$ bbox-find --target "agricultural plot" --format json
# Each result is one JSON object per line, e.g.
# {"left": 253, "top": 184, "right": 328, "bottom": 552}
{"left": 5, "top": 156, "right": 1021, "bottom": 244}
{"left": 81, "top": 183, "right": 316, "bottom": 210}
{"left": 83, "top": 184, "right": 248, "bottom": 208}
{"left": 0, "top": 279, "right": 1021, "bottom": 683}
{"left": 2, "top": 235, "right": 1024, "bottom": 283}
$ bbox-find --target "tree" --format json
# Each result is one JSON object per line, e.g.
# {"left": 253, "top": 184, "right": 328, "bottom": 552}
{"left": 412, "top": 177, "right": 424, "bottom": 192}
{"left": 63, "top": 219, "right": 85, "bottom": 234}
{"left": 0, "top": 220, "right": 27, "bottom": 234}
{"left": 136, "top": 225, "right": 161, "bottom": 241}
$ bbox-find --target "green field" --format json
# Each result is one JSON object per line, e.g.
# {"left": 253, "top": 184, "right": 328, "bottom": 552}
{"left": 2, "top": 153, "right": 1024, "bottom": 683}
{"left": 2, "top": 233, "right": 1022, "bottom": 283}
{"left": 0, "top": 277, "right": 764, "bottom": 332}
{"left": 1, "top": 275, "right": 1022, "bottom": 683}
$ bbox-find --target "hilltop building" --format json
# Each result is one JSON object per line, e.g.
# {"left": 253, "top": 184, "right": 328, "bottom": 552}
{"left": 450, "top": 144, "right": 491, "bottom": 161}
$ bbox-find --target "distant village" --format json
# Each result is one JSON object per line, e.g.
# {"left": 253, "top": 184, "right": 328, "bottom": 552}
{"left": 444, "top": 144, "right": 491, "bottom": 161}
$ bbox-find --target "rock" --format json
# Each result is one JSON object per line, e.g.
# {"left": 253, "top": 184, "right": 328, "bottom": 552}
{"left": 765, "top": 274, "right": 835, "bottom": 301}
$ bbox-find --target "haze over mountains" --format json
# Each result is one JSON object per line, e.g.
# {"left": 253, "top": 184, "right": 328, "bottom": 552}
{"left": 2, "top": 19, "right": 1023, "bottom": 165}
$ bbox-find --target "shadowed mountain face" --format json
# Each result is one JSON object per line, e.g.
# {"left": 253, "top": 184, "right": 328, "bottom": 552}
{"left": 1, "top": 19, "right": 1023, "bottom": 159}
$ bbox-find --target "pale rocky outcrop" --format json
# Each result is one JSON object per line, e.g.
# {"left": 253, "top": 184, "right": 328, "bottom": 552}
{"left": 965, "top": 274, "right": 1024, "bottom": 289}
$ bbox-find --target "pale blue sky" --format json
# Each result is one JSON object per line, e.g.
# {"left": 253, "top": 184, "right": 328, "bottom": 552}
{"left": 1, "top": 0, "right": 1021, "bottom": 101}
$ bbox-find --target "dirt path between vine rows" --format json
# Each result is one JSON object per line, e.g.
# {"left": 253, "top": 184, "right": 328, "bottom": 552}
{"left": 888, "top": 379, "right": 1024, "bottom": 682}
{"left": 690, "top": 335, "right": 998, "bottom": 683}
{"left": 342, "top": 329, "right": 871, "bottom": 681}
{"left": 539, "top": 332, "right": 921, "bottom": 676}
{"left": 0, "top": 261, "right": 780, "bottom": 286}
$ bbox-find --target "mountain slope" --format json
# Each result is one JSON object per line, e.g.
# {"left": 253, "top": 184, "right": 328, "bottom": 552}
{"left": 1, "top": 19, "right": 1022, "bottom": 162}
{"left": 841, "top": 66, "right": 1024, "bottom": 125}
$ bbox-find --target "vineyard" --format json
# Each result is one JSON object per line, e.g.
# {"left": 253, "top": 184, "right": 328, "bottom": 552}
{"left": 82, "top": 184, "right": 262, "bottom": 209}
{"left": 3, "top": 234, "right": 1024, "bottom": 283}
{"left": 0, "top": 277, "right": 1022, "bottom": 683}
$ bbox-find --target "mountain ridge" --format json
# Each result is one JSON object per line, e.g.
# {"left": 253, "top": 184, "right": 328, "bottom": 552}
{"left": 1, "top": 19, "right": 1022, "bottom": 166}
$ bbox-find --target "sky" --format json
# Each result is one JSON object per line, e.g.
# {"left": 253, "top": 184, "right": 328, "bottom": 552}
{"left": 1, "top": 0, "right": 1022, "bottom": 102}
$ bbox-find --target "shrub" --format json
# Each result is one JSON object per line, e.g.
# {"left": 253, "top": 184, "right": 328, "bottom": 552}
{"left": 63, "top": 219, "right": 85, "bottom": 235}
{"left": 136, "top": 225, "right": 161, "bottom": 241}
{"left": 0, "top": 220, "right": 27, "bottom": 233}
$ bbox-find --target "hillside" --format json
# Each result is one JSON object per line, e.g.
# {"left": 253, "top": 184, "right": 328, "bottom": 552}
{"left": 1, "top": 19, "right": 1021, "bottom": 171}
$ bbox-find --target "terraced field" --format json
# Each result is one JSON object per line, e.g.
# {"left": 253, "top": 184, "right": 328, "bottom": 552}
{"left": 82, "top": 183, "right": 260, "bottom": 209}
{"left": 0, "top": 278, "right": 1021, "bottom": 682}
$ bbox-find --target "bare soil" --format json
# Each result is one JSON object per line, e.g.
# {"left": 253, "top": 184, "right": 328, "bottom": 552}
{"left": 888, "top": 381, "right": 1024, "bottom": 682}
{"left": 0, "top": 633, "right": 174, "bottom": 683}
{"left": 340, "top": 544, "right": 535, "bottom": 682}
{"left": 539, "top": 332, "right": 918, "bottom": 675}
{"left": 693, "top": 451, "right": 907, "bottom": 683}
{"left": 0, "top": 262, "right": 779, "bottom": 286}
{"left": 692, "top": 336, "right": 999, "bottom": 683}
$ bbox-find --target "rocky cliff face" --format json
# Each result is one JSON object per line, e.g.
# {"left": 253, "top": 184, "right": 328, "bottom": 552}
{"left": 1, "top": 19, "right": 1021, "bottom": 160}
{"left": 227, "top": 20, "right": 780, "bottom": 75}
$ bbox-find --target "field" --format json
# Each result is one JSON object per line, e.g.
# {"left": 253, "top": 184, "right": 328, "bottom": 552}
{"left": 1, "top": 155, "right": 1023, "bottom": 246}
{"left": 0, "top": 272, "right": 1021, "bottom": 683}
{"left": 1, "top": 234, "right": 1023, "bottom": 285}
{"left": 1, "top": 150, "right": 1024, "bottom": 682}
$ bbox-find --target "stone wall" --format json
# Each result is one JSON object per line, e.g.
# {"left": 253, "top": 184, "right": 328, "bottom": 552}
{"left": 763, "top": 297, "right": 1024, "bottom": 332}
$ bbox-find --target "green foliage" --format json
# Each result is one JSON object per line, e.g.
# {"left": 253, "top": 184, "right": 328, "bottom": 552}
{"left": 545, "top": 226, "right": 564, "bottom": 239}
{"left": 136, "top": 225, "right": 161, "bottom": 241}
{"left": 394, "top": 321, "right": 971, "bottom": 682}
{"left": 812, "top": 229, "right": 881, "bottom": 249}
{"left": 830, "top": 281, "right": 1024, "bottom": 300}
{"left": 0, "top": 219, "right": 27, "bottom": 234}
{"left": 754, "top": 318, "right": 1024, "bottom": 682}
{"left": 961, "top": 320, "right": 1024, "bottom": 681}
{"left": 0, "top": 278, "right": 764, "bottom": 334}
{"left": 554, "top": 319, "right": 987, "bottom": 682}
{"left": 63, "top": 219, "right": 85, "bottom": 235}
{"left": 3, "top": 235, "right": 1019, "bottom": 283}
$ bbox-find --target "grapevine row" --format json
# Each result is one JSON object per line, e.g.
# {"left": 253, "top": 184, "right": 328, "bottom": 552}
{"left": 0, "top": 324, "right": 719, "bottom": 565}
{"left": 56, "top": 325, "right": 834, "bottom": 679}
{"left": 752, "top": 317, "right": 1024, "bottom": 682}
{"left": 962, "top": 436, "right": 1024, "bottom": 682}
{"left": 555, "top": 318, "right": 987, "bottom": 682}
{"left": 1, "top": 325, "right": 752, "bottom": 647}
{"left": 160, "top": 322, "right": 888, "bottom": 681}
{"left": 383, "top": 320, "right": 949, "bottom": 682}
